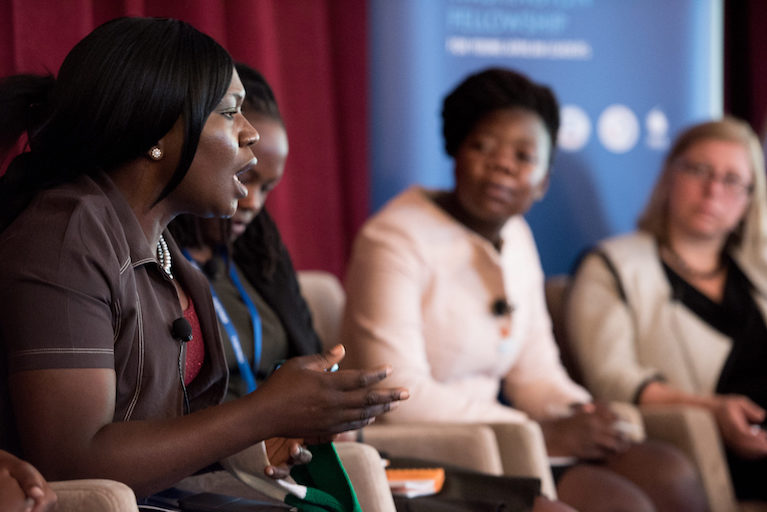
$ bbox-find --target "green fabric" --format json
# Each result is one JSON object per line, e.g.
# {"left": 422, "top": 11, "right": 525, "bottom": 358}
{"left": 288, "top": 443, "right": 362, "bottom": 512}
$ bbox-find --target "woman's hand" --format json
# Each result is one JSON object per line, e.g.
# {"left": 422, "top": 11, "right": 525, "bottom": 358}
{"left": 251, "top": 345, "right": 409, "bottom": 440}
{"left": 0, "top": 450, "right": 57, "bottom": 512}
{"left": 712, "top": 394, "right": 767, "bottom": 459}
{"left": 263, "top": 438, "right": 313, "bottom": 479}
{"left": 541, "top": 403, "right": 631, "bottom": 460}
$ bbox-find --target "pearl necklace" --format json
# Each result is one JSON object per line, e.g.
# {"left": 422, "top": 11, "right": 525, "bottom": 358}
{"left": 156, "top": 235, "right": 173, "bottom": 280}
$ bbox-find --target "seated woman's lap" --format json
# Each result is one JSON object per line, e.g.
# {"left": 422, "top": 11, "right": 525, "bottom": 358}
{"left": 558, "top": 440, "right": 707, "bottom": 512}
{"left": 556, "top": 463, "right": 654, "bottom": 512}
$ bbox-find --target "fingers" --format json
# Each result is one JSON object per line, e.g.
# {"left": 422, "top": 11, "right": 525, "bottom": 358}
{"left": 263, "top": 443, "right": 312, "bottom": 480}
{"left": 329, "top": 416, "right": 378, "bottom": 434}
{"left": 289, "top": 444, "right": 313, "bottom": 466}
{"left": 5, "top": 457, "right": 55, "bottom": 512}
{"left": 362, "top": 387, "right": 410, "bottom": 405}
{"left": 263, "top": 440, "right": 312, "bottom": 480}
{"left": 304, "top": 344, "right": 347, "bottom": 372}
{"left": 297, "top": 347, "right": 396, "bottom": 387}
{"left": 575, "top": 411, "right": 628, "bottom": 459}
{"left": 274, "top": 353, "right": 396, "bottom": 393}
{"left": 8, "top": 457, "right": 43, "bottom": 491}
{"left": 571, "top": 402, "right": 596, "bottom": 414}
{"left": 751, "top": 428, "right": 767, "bottom": 454}
{"left": 344, "top": 386, "right": 409, "bottom": 422}
{"left": 258, "top": 356, "right": 410, "bottom": 440}
{"left": 730, "top": 427, "right": 767, "bottom": 459}
{"left": 318, "top": 389, "right": 409, "bottom": 435}
{"left": 264, "top": 464, "right": 291, "bottom": 480}
{"left": 739, "top": 397, "right": 766, "bottom": 424}
{"left": 611, "top": 419, "right": 641, "bottom": 442}
{"left": 264, "top": 437, "right": 293, "bottom": 466}
{"left": 593, "top": 403, "right": 618, "bottom": 423}
{"left": 336, "top": 392, "right": 407, "bottom": 425}
{"left": 328, "top": 366, "right": 394, "bottom": 391}
{"left": 31, "top": 484, "right": 56, "bottom": 512}
{"left": 596, "top": 427, "right": 630, "bottom": 455}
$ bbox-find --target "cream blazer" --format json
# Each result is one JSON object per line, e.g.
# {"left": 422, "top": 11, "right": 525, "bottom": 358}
{"left": 342, "top": 187, "right": 589, "bottom": 424}
{"left": 567, "top": 231, "right": 767, "bottom": 403}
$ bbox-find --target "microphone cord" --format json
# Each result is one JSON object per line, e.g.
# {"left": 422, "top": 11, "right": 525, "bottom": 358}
{"left": 178, "top": 344, "right": 191, "bottom": 415}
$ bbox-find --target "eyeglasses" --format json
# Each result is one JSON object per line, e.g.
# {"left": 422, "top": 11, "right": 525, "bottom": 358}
{"left": 674, "top": 160, "right": 753, "bottom": 197}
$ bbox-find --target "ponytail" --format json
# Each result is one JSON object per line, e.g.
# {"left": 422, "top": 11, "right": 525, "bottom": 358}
{"left": 0, "top": 17, "right": 234, "bottom": 234}
{"left": 0, "top": 74, "right": 57, "bottom": 233}
{"left": 0, "top": 74, "right": 54, "bottom": 158}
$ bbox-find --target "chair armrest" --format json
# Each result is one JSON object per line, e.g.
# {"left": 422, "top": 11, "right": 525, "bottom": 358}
{"left": 50, "top": 479, "right": 138, "bottom": 512}
{"left": 488, "top": 421, "right": 556, "bottom": 499}
{"left": 363, "top": 423, "right": 504, "bottom": 475}
{"left": 640, "top": 404, "right": 737, "bottom": 512}
{"left": 335, "top": 442, "right": 396, "bottom": 512}
{"left": 296, "top": 270, "right": 345, "bottom": 349}
{"left": 491, "top": 405, "right": 641, "bottom": 499}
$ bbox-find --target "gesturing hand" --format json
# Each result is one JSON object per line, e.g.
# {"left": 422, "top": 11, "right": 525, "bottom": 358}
{"left": 251, "top": 344, "right": 409, "bottom": 440}
{"left": 541, "top": 403, "right": 631, "bottom": 460}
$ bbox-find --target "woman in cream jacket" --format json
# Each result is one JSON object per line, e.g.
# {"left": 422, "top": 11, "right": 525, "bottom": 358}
{"left": 344, "top": 67, "right": 706, "bottom": 512}
{"left": 567, "top": 117, "right": 767, "bottom": 501}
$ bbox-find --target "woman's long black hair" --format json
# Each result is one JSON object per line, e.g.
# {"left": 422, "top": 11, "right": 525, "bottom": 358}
{"left": 0, "top": 17, "right": 234, "bottom": 232}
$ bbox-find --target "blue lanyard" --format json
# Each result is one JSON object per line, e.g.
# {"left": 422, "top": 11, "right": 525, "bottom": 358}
{"left": 182, "top": 250, "right": 262, "bottom": 393}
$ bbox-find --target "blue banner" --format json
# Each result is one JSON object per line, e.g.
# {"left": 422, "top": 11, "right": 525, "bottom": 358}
{"left": 369, "top": 0, "right": 722, "bottom": 274}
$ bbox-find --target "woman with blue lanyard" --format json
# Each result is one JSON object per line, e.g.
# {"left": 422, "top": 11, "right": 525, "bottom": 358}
{"left": 167, "top": 63, "right": 368, "bottom": 508}
{"left": 170, "top": 63, "right": 319, "bottom": 399}
{"left": 169, "top": 63, "right": 574, "bottom": 512}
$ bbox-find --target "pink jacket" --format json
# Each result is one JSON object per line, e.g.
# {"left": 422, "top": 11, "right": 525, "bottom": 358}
{"left": 342, "top": 187, "right": 589, "bottom": 423}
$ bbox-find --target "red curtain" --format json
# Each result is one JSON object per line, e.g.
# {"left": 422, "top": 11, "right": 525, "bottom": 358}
{"left": 0, "top": 0, "right": 369, "bottom": 278}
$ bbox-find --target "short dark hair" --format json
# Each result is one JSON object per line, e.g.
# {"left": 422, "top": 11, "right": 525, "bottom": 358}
{"left": 235, "top": 62, "right": 282, "bottom": 123}
{"left": 0, "top": 17, "right": 233, "bottom": 231}
{"left": 441, "top": 67, "right": 560, "bottom": 161}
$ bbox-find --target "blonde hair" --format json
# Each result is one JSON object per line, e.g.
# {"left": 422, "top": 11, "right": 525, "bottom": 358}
{"left": 638, "top": 117, "right": 767, "bottom": 255}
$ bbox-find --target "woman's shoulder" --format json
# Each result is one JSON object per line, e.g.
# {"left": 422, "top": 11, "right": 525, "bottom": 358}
{"left": 597, "top": 231, "right": 656, "bottom": 261}
{"left": 572, "top": 231, "right": 659, "bottom": 287}
{"left": 0, "top": 174, "right": 131, "bottom": 276}
{"left": 369, "top": 186, "right": 435, "bottom": 218}
{"left": 361, "top": 186, "right": 459, "bottom": 239}
{"left": 4, "top": 176, "right": 104, "bottom": 236}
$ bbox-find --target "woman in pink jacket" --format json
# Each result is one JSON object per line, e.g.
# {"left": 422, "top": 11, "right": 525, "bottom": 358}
{"left": 343, "top": 67, "right": 707, "bottom": 512}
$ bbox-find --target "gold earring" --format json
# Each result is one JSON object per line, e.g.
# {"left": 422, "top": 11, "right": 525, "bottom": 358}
{"left": 149, "top": 146, "right": 163, "bottom": 161}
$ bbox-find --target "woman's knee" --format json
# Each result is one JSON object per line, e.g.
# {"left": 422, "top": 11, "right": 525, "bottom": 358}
{"left": 556, "top": 465, "right": 655, "bottom": 512}
{"left": 607, "top": 441, "right": 707, "bottom": 512}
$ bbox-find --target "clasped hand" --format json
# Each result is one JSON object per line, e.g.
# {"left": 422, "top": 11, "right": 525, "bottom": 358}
{"left": 541, "top": 402, "right": 632, "bottom": 460}
{"left": 712, "top": 394, "right": 767, "bottom": 459}
{"left": 0, "top": 450, "right": 57, "bottom": 512}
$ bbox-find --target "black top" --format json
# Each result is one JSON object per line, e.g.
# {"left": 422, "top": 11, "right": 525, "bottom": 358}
{"left": 663, "top": 258, "right": 767, "bottom": 500}
{"left": 662, "top": 257, "right": 767, "bottom": 409}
